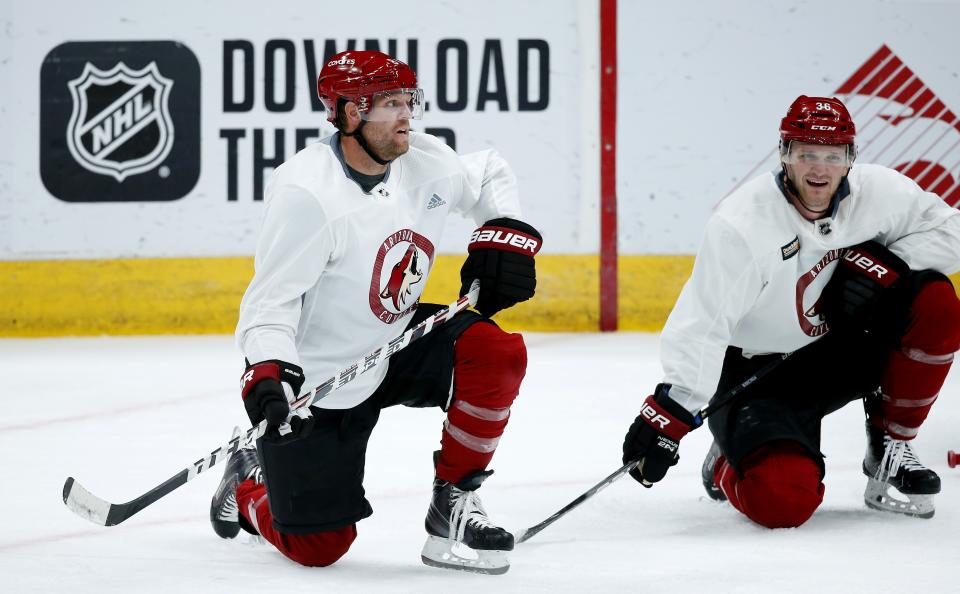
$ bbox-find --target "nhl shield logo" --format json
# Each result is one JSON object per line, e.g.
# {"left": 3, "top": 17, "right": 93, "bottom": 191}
{"left": 66, "top": 62, "right": 174, "bottom": 182}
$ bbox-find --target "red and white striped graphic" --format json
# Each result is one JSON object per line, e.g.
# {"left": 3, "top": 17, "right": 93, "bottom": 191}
{"left": 732, "top": 45, "right": 960, "bottom": 207}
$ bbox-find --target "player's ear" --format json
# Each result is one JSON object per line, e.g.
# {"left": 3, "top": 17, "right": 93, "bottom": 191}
{"left": 341, "top": 101, "right": 362, "bottom": 134}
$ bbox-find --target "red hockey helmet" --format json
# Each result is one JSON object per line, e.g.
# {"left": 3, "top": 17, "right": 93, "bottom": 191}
{"left": 779, "top": 95, "right": 856, "bottom": 146}
{"left": 317, "top": 50, "right": 421, "bottom": 124}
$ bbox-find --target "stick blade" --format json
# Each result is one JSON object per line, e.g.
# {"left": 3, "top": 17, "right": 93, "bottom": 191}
{"left": 63, "top": 477, "right": 112, "bottom": 526}
{"left": 514, "top": 523, "right": 546, "bottom": 545}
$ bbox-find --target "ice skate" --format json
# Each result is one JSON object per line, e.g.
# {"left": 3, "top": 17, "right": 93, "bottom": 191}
{"left": 862, "top": 422, "right": 940, "bottom": 519}
{"left": 700, "top": 440, "right": 727, "bottom": 502}
{"left": 421, "top": 469, "right": 514, "bottom": 575}
{"left": 210, "top": 436, "right": 261, "bottom": 539}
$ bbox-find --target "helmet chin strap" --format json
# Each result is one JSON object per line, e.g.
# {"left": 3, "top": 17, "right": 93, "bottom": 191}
{"left": 341, "top": 121, "right": 393, "bottom": 166}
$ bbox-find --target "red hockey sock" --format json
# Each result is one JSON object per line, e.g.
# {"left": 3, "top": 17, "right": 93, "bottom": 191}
{"left": 716, "top": 441, "right": 824, "bottom": 529}
{"left": 879, "top": 281, "right": 960, "bottom": 439}
{"left": 435, "top": 322, "right": 526, "bottom": 483}
{"left": 236, "top": 479, "right": 356, "bottom": 567}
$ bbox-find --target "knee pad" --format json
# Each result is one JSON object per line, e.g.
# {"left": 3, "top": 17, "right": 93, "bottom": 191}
{"left": 903, "top": 279, "right": 960, "bottom": 355}
{"left": 725, "top": 441, "right": 824, "bottom": 529}
{"left": 278, "top": 524, "right": 357, "bottom": 567}
{"left": 438, "top": 323, "right": 525, "bottom": 482}
{"left": 880, "top": 280, "right": 960, "bottom": 438}
{"left": 454, "top": 322, "right": 527, "bottom": 408}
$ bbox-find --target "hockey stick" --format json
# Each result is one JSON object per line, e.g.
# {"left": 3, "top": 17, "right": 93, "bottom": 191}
{"left": 63, "top": 281, "right": 481, "bottom": 527}
{"left": 515, "top": 352, "right": 790, "bottom": 544}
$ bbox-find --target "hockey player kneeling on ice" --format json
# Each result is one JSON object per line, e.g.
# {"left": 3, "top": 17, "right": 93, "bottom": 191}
{"left": 209, "top": 50, "right": 541, "bottom": 574}
{"left": 621, "top": 95, "right": 960, "bottom": 526}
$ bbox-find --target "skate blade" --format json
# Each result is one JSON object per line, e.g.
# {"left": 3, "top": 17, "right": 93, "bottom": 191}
{"left": 864, "top": 478, "right": 935, "bottom": 519}
{"left": 420, "top": 535, "right": 510, "bottom": 575}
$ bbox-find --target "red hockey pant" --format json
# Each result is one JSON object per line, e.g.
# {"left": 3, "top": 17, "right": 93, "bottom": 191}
{"left": 876, "top": 280, "right": 960, "bottom": 439}
{"left": 715, "top": 441, "right": 824, "bottom": 529}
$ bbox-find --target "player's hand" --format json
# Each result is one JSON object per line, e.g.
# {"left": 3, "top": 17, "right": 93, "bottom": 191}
{"left": 622, "top": 384, "right": 697, "bottom": 486}
{"left": 821, "top": 240, "right": 909, "bottom": 336}
{"left": 240, "top": 360, "right": 315, "bottom": 440}
{"left": 460, "top": 218, "right": 542, "bottom": 317}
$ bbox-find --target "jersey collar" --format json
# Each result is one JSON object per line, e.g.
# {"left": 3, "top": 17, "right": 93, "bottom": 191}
{"left": 330, "top": 132, "right": 394, "bottom": 195}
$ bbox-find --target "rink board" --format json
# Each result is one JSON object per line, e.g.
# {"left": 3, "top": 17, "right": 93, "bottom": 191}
{"left": 3, "top": 1, "right": 959, "bottom": 336}
{"left": 0, "top": 255, "right": 689, "bottom": 336}
{"left": 3, "top": 256, "right": 958, "bottom": 336}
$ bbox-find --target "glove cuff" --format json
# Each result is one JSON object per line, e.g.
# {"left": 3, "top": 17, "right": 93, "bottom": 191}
{"left": 240, "top": 359, "right": 305, "bottom": 402}
{"left": 838, "top": 241, "right": 909, "bottom": 288}
{"left": 468, "top": 219, "right": 542, "bottom": 256}
{"left": 639, "top": 385, "right": 695, "bottom": 440}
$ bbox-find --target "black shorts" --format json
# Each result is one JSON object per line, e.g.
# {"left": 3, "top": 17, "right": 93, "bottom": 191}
{"left": 256, "top": 304, "right": 489, "bottom": 535}
{"left": 705, "top": 334, "right": 883, "bottom": 477}
{"left": 707, "top": 269, "right": 950, "bottom": 476}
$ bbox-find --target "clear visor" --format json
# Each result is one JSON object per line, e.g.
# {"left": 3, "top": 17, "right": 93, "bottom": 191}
{"left": 360, "top": 89, "right": 424, "bottom": 122}
{"left": 781, "top": 142, "right": 854, "bottom": 167}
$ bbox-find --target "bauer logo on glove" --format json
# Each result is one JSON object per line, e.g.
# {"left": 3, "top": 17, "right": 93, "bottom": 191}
{"left": 469, "top": 228, "right": 541, "bottom": 254}
{"left": 639, "top": 402, "right": 672, "bottom": 430}
{"left": 460, "top": 218, "right": 542, "bottom": 317}
{"left": 839, "top": 247, "right": 901, "bottom": 286}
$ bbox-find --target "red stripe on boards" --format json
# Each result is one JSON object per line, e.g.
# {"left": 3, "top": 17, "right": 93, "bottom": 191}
{"left": 599, "top": 0, "right": 618, "bottom": 331}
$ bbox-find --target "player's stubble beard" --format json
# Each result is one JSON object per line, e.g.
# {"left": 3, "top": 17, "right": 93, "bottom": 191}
{"left": 360, "top": 120, "right": 410, "bottom": 163}
{"left": 785, "top": 164, "right": 843, "bottom": 217}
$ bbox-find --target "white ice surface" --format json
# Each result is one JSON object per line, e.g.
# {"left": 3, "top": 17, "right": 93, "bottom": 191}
{"left": 2, "top": 333, "right": 958, "bottom": 593}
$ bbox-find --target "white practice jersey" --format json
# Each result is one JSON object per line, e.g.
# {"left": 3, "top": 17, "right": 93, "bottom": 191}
{"left": 237, "top": 132, "right": 521, "bottom": 409}
{"left": 662, "top": 164, "right": 960, "bottom": 413}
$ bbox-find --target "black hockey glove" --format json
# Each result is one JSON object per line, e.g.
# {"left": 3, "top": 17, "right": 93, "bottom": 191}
{"left": 240, "top": 360, "right": 314, "bottom": 440}
{"left": 821, "top": 240, "right": 910, "bottom": 337}
{"left": 460, "top": 218, "right": 542, "bottom": 317}
{"left": 622, "top": 384, "right": 697, "bottom": 487}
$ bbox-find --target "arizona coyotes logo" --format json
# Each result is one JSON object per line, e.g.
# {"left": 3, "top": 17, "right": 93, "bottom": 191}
{"left": 380, "top": 244, "right": 423, "bottom": 310}
{"left": 795, "top": 249, "right": 844, "bottom": 337}
{"left": 66, "top": 62, "right": 174, "bottom": 182}
{"left": 732, "top": 45, "right": 960, "bottom": 208}
{"left": 369, "top": 229, "right": 435, "bottom": 324}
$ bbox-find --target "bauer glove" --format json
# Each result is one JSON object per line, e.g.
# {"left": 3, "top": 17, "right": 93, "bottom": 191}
{"left": 240, "top": 359, "right": 315, "bottom": 440}
{"left": 821, "top": 240, "right": 910, "bottom": 337}
{"left": 622, "top": 384, "right": 697, "bottom": 486}
{"left": 459, "top": 218, "right": 542, "bottom": 317}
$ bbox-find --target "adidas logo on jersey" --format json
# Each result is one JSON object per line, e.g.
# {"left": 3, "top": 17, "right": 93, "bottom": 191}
{"left": 427, "top": 193, "right": 446, "bottom": 209}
